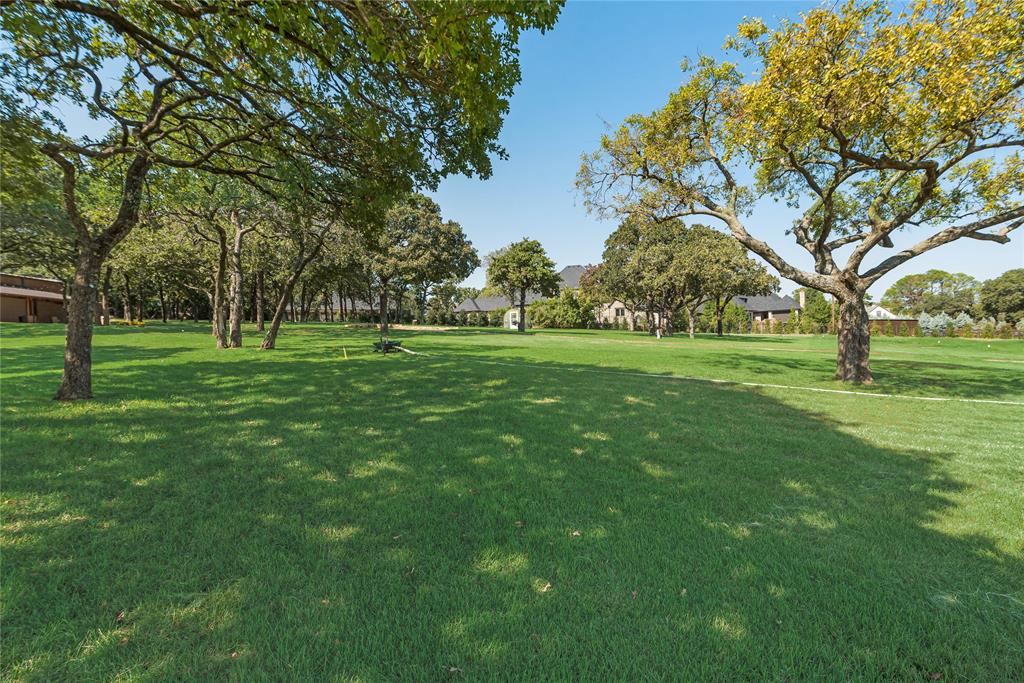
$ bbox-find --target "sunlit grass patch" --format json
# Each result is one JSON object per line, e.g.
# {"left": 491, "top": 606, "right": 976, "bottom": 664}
{"left": 0, "top": 323, "right": 1021, "bottom": 680}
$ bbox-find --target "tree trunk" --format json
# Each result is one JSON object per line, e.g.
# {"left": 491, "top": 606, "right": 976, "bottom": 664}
{"left": 99, "top": 266, "right": 112, "bottom": 326}
{"left": 158, "top": 284, "right": 167, "bottom": 323}
{"left": 211, "top": 229, "right": 228, "bottom": 348}
{"left": 518, "top": 288, "right": 526, "bottom": 332}
{"left": 262, "top": 287, "right": 293, "bottom": 350}
{"left": 416, "top": 285, "right": 429, "bottom": 322}
{"left": 227, "top": 210, "right": 248, "bottom": 348}
{"left": 715, "top": 298, "right": 726, "bottom": 337}
{"left": 54, "top": 249, "right": 102, "bottom": 400}
{"left": 298, "top": 284, "right": 309, "bottom": 322}
{"left": 686, "top": 307, "right": 697, "bottom": 339}
{"left": 379, "top": 279, "right": 390, "bottom": 337}
{"left": 261, "top": 232, "right": 329, "bottom": 350}
{"left": 835, "top": 292, "right": 873, "bottom": 383}
{"left": 255, "top": 270, "right": 265, "bottom": 331}
{"left": 122, "top": 275, "right": 133, "bottom": 322}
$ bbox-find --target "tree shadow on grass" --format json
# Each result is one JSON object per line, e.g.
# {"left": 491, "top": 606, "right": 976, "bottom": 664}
{"left": 0, "top": 345, "right": 193, "bottom": 386}
{"left": 2, "top": 334, "right": 1022, "bottom": 680}
{"left": 692, "top": 350, "right": 1024, "bottom": 401}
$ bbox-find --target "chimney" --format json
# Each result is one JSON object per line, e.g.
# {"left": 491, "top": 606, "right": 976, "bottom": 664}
{"left": 798, "top": 290, "right": 806, "bottom": 309}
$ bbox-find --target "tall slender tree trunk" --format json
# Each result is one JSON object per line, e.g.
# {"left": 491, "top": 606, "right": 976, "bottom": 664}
{"left": 262, "top": 285, "right": 295, "bottom": 350}
{"left": 227, "top": 209, "right": 249, "bottom": 348}
{"left": 123, "top": 275, "right": 133, "bottom": 322}
{"left": 416, "top": 286, "right": 429, "bottom": 322}
{"left": 211, "top": 229, "right": 228, "bottom": 348}
{"left": 518, "top": 287, "right": 526, "bottom": 332}
{"left": 686, "top": 306, "right": 698, "bottom": 339}
{"left": 379, "top": 279, "right": 390, "bottom": 337}
{"left": 715, "top": 298, "right": 726, "bottom": 337}
{"left": 99, "top": 266, "right": 112, "bottom": 326}
{"left": 135, "top": 289, "right": 145, "bottom": 322}
{"left": 255, "top": 270, "right": 265, "bottom": 331}
{"left": 54, "top": 249, "right": 102, "bottom": 400}
{"left": 299, "top": 283, "right": 309, "bottom": 322}
{"left": 158, "top": 284, "right": 167, "bottom": 323}
{"left": 835, "top": 290, "right": 873, "bottom": 383}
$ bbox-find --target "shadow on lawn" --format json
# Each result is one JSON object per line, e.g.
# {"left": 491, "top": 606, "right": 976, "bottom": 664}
{"left": 695, "top": 347, "right": 1024, "bottom": 400}
{"left": 2, "top": 331, "right": 1022, "bottom": 680}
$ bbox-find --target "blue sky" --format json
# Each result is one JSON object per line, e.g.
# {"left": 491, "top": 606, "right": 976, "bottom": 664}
{"left": 431, "top": 0, "right": 1024, "bottom": 295}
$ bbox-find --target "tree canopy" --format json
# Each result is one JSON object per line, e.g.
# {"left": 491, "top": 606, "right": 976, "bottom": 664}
{"left": 578, "top": 0, "right": 1023, "bottom": 381}
{"left": 365, "top": 193, "right": 479, "bottom": 334}
{"left": 978, "top": 269, "right": 1024, "bottom": 323}
{"left": 486, "top": 239, "right": 561, "bottom": 332}
{"left": 0, "top": 0, "right": 563, "bottom": 398}
{"left": 881, "top": 269, "right": 979, "bottom": 316}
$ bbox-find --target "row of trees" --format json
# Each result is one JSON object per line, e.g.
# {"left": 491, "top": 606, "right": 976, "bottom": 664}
{"left": 475, "top": 224, "right": 779, "bottom": 337}
{"left": 579, "top": 217, "right": 778, "bottom": 338}
{"left": 881, "top": 268, "right": 1024, "bottom": 321}
{"left": 1, "top": 0, "right": 563, "bottom": 399}
{"left": 19, "top": 186, "right": 482, "bottom": 342}
{"left": 577, "top": 0, "right": 1023, "bottom": 382}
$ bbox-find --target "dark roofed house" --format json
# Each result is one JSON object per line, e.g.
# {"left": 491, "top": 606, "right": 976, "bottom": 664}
{"left": 732, "top": 293, "right": 801, "bottom": 323}
{"left": 555, "top": 265, "right": 587, "bottom": 289}
{"left": 455, "top": 265, "right": 585, "bottom": 328}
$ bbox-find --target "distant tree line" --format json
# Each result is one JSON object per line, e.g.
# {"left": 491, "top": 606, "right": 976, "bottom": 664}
{"left": 881, "top": 268, "right": 1024, "bottom": 323}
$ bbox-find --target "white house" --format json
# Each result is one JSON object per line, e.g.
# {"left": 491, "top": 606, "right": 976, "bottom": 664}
{"left": 867, "top": 304, "right": 899, "bottom": 320}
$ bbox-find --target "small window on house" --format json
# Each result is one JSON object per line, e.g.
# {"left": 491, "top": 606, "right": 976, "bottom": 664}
{"left": 615, "top": 307, "right": 625, "bottom": 317}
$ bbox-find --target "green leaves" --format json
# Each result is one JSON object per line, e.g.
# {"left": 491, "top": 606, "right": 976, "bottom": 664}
{"left": 578, "top": 0, "right": 1023, "bottom": 302}
{"left": 486, "top": 239, "right": 561, "bottom": 305}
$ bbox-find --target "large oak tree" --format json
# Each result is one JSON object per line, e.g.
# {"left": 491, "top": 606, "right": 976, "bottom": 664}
{"left": 579, "top": 0, "right": 1023, "bottom": 383}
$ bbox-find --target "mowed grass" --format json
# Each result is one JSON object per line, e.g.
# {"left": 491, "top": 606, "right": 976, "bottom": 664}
{"left": 1, "top": 323, "right": 1022, "bottom": 681}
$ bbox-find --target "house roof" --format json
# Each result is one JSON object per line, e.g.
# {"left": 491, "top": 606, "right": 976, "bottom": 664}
{"left": 557, "top": 265, "right": 587, "bottom": 289}
{"left": 732, "top": 294, "right": 800, "bottom": 312}
{"left": 455, "top": 292, "right": 548, "bottom": 313}
{"left": 454, "top": 264, "right": 589, "bottom": 313}
{"left": 0, "top": 285, "right": 64, "bottom": 301}
{"left": 0, "top": 272, "right": 63, "bottom": 285}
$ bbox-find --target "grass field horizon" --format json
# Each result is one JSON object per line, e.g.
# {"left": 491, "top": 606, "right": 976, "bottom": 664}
{"left": 3, "top": 323, "right": 1022, "bottom": 680}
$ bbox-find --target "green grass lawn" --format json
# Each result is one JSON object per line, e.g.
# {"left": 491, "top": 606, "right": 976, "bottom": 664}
{"left": 2, "top": 323, "right": 1022, "bottom": 681}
